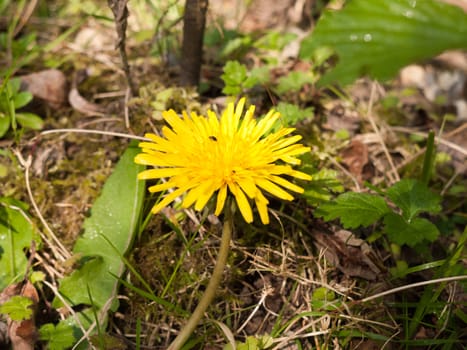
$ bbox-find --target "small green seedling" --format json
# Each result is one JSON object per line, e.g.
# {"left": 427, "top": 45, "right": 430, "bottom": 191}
{"left": 0, "top": 77, "right": 43, "bottom": 138}
{"left": 224, "top": 334, "right": 274, "bottom": 350}
{"left": 0, "top": 295, "right": 33, "bottom": 321}
{"left": 39, "top": 322, "right": 77, "bottom": 350}
{"left": 221, "top": 60, "right": 270, "bottom": 96}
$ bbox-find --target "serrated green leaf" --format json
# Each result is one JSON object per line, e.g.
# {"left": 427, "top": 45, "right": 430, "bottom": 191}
{"left": 300, "top": 0, "right": 467, "bottom": 86}
{"left": 275, "top": 102, "right": 314, "bottom": 128}
{"left": 383, "top": 212, "right": 439, "bottom": 246}
{"left": 245, "top": 66, "right": 270, "bottom": 87}
{"left": 0, "top": 198, "right": 36, "bottom": 290}
{"left": 302, "top": 168, "right": 343, "bottom": 205}
{"left": 222, "top": 60, "right": 247, "bottom": 84}
{"left": 386, "top": 179, "right": 441, "bottom": 221}
{"left": 222, "top": 85, "right": 243, "bottom": 96}
{"left": 254, "top": 31, "right": 298, "bottom": 51}
{"left": 316, "top": 192, "right": 391, "bottom": 228}
{"left": 0, "top": 295, "right": 33, "bottom": 321}
{"left": 275, "top": 71, "right": 315, "bottom": 94}
{"left": 15, "top": 112, "right": 44, "bottom": 130}
{"left": 39, "top": 322, "right": 76, "bottom": 350}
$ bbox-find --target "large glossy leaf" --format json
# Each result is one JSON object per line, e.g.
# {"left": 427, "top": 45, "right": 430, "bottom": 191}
{"left": 53, "top": 143, "right": 145, "bottom": 343}
{"left": 300, "top": 0, "right": 467, "bottom": 86}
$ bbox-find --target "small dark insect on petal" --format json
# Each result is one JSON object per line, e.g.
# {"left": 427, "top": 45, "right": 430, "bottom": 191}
{"left": 209, "top": 136, "right": 218, "bottom": 141}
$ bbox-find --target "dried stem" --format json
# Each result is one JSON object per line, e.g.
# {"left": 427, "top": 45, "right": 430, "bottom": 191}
{"left": 108, "top": 0, "right": 138, "bottom": 96}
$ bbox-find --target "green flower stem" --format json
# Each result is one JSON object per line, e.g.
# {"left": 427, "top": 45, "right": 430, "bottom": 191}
{"left": 168, "top": 206, "right": 233, "bottom": 350}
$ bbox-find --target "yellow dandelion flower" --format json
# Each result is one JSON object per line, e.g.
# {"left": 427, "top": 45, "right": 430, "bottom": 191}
{"left": 134, "top": 98, "right": 311, "bottom": 224}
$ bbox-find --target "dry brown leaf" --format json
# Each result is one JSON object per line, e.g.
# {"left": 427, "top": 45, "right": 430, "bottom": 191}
{"left": 20, "top": 69, "right": 68, "bottom": 110}
{"left": 340, "top": 139, "right": 369, "bottom": 182}
{"left": 313, "top": 229, "right": 382, "bottom": 280}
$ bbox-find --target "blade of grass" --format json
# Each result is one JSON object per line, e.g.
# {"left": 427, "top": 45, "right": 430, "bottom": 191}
{"left": 115, "top": 276, "right": 188, "bottom": 317}
{"left": 87, "top": 284, "right": 105, "bottom": 350}
{"left": 420, "top": 130, "right": 436, "bottom": 185}
{"left": 136, "top": 317, "right": 141, "bottom": 350}
{"left": 408, "top": 227, "right": 467, "bottom": 337}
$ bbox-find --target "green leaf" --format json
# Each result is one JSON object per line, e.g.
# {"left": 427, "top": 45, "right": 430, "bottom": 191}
{"left": 0, "top": 112, "right": 10, "bottom": 138}
{"left": 299, "top": 0, "right": 467, "bottom": 86}
{"left": 232, "top": 335, "right": 273, "bottom": 350}
{"left": 316, "top": 192, "right": 391, "bottom": 228}
{"left": 54, "top": 144, "right": 145, "bottom": 340}
{"left": 13, "top": 91, "right": 33, "bottom": 109}
{"left": 275, "top": 102, "right": 314, "bottom": 128}
{"left": 15, "top": 112, "right": 44, "bottom": 130}
{"left": 221, "top": 60, "right": 248, "bottom": 95}
{"left": 254, "top": 31, "right": 297, "bottom": 51}
{"left": 275, "top": 71, "right": 315, "bottom": 94}
{"left": 0, "top": 295, "right": 33, "bottom": 321}
{"left": 312, "top": 286, "right": 336, "bottom": 301}
{"left": 39, "top": 322, "right": 76, "bottom": 350}
{"left": 245, "top": 66, "right": 271, "bottom": 87}
{"left": 383, "top": 212, "right": 439, "bottom": 246}
{"left": 221, "top": 36, "right": 253, "bottom": 58}
{"left": 302, "top": 168, "right": 343, "bottom": 205}
{"left": 0, "top": 198, "right": 36, "bottom": 290}
{"left": 6, "top": 78, "right": 21, "bottom": 95}
{"left": 386, "top": 179, "right": 441, "bottom": 221}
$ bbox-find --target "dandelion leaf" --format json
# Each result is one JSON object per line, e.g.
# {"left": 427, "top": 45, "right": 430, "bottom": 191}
{"left": 53, "top": 143, "right": 145, "bottom": 346}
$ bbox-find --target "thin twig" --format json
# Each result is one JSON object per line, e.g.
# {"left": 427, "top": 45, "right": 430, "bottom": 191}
{"left": 390, "top": 126, "right": 467, "bottom": 156}
{"left": 360, "top": 275, "right": 467, "bottom": 303}
{"left": 124, "top": 86, "right": 131, "bottom": 128}
{"left": 40, "top": 128, "right": 149, "bottom": 141}
{"left": 13, "top": 150, "right": 71, "bottom": 262}
{"left": 236, "top": 285, "right": 272, "bottom": 333}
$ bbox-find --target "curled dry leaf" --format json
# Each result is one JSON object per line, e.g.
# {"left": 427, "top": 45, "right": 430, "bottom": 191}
{"left": 68, "top": 70, "right": 107, "bottom": 117}
{"left": 68, "top": 88, "right": 107, "bottom": 117}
